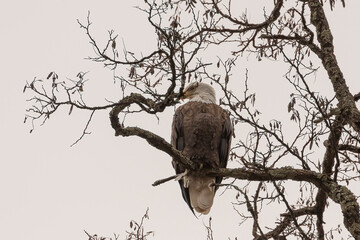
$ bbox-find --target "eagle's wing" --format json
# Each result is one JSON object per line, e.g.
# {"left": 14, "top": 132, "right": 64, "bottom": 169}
{"left": 171, "top": 107, "right": 195, "bottom": 214}
{"left": 216, "top": 112, "right": 233, "bottom": 187}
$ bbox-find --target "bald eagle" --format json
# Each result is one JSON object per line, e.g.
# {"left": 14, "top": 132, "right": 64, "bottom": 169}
{"left": 171, "top": 82, "right": 232, "bottom": 215}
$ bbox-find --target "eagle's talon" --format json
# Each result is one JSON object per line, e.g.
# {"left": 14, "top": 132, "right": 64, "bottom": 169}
{"left": 183, "top": 176, "right": 190, "bottom": 188}
{"left": 174, "top": 169, "right": 188, "bottom": 181}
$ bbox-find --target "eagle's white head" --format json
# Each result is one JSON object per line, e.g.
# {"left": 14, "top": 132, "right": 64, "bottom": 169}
{"left": 182, "top": 82, "right": 216, "bottom": 104}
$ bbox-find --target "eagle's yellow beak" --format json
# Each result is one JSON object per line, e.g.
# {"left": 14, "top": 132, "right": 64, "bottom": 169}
{"left": 181, "top": 91, "right": 188, "bottom": 101}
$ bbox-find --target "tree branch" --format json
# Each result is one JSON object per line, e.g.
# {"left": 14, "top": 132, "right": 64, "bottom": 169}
{"left": 205, "top": 167, "right": 360, "bottom": 238}
{"left": 109, "top": 93, "right": 195, "bottom": 170}
{"left": 308, "top": 0, "right": 360, "bottom": 133}
{"left": 338, "top": 144, "right": 360, "bottom": 154}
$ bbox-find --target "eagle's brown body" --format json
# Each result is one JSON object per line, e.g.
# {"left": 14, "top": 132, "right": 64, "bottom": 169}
{"left": 171, "top": 101, "right": 232, "bottom": 214}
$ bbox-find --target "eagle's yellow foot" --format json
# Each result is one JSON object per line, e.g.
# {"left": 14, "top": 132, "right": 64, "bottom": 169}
{"left": 175, "top": 169, "right": 188, "bottom": 182}
{"left": 183, "top": 176, "right": 190, "bottom": 188}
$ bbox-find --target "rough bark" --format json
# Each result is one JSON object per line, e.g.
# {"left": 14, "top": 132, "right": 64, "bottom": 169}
{"left": 205, "top": 167, "right": 360, "bottom": 238}
{"left": 308, "top": 0, "right": 360, "bottom": 133}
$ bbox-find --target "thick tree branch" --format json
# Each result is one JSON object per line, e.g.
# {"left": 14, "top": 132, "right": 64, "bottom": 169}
{"left": 205, "top": 167, "right": 360, "bottom": 238}
{"left": 315, "top": 115, "right": 344, "bottom": 239}
{"left": 308, "top": 0, "right": 360, "bottom": 133}
{"left": 109, "top": 93, "right": 195, "bottom": 170}
{"left": 339, "top": 144, "right": 360, "bottom": 154}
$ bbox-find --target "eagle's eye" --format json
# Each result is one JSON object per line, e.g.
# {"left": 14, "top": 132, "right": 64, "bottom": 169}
{"left": 188, "top": 82, "right": 199, "bottom": 92}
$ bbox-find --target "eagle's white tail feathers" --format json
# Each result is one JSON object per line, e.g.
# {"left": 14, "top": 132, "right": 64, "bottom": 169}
{"left": 185, "top": 176, "right": 215, "bottom": 214}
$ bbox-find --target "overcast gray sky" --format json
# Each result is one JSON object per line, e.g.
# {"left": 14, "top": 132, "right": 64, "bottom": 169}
{"left": 1, "top": 1, "right": 359, "bottom": 239}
